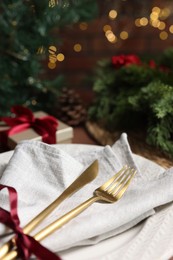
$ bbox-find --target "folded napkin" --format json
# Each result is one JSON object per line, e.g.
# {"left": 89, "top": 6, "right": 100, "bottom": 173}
{"left": 0, "top": 133, "right": 173, "bottom": 254}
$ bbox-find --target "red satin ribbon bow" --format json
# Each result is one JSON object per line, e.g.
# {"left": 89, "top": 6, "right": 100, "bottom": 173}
{"left": 0, "top": 105, "right": 58, "bottom": 145}
{"left": 0, "top": 184, "right": 61, "bottom": 260}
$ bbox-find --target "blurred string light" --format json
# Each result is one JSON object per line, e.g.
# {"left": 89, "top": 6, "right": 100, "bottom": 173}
{"left": 169, "top": 25, "right": 173, "bottom": 33}
{"left": 57, "top": 53, "right": 65, "bottom": 61}
{"left": 103, "top": 24, "right": 112, "bottom": 32}
{"left": 73, "top": 44, "right": 82, "bottom": 52}
{"left": 158, "top": 21, "right": 166, "bottom": 30}
{"left": 105, "top": 30, "right": 117, "bottom": 43}
{"left": 120, "top": 31, "right": 129, "bottom": 40}
{"left": 48, "top": 45, "right": 57, "bottom": 69}
{"left": 102, "top": 3, "right": 172, "bottom": 46}
{"left": 133, "top": 5, "right": 172, "bottom": 41}
{"left": 108, "top": 9, "right": 117, "bottom": 20}
{"left": 140, "top": 17, "right": 148, "bottom": 26}
{"left": 103, "top": 8, "right": 131, "bottom": 44}
{"left": 79, "top": 22, "right": 88, "bottom": 30}
{"left": 47, "top": 2, "right": 173, "bottom": 63}
{"left": 149, "top": 6, "right": 169, "bottom": 39}
{"left": 159, "top": 7, "right": 171, "bottom": 20}
{"left": 159, "top": 31, "right": 168, "bottom": 40}
{"left": 135, "top": 17, "right": 148, "bottom": 27}
{"left": 48, "top": 45, "right": 65, "bottom": 69}
{"left": 47, "top": 0, "right": 85, "bottom": 67}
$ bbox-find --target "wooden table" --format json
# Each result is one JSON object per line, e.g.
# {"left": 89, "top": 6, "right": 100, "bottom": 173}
{"left": 72, "top": 126, "right": 99, "bottom": 145}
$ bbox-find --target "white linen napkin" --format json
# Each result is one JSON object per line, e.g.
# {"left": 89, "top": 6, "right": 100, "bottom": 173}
{"left": 0, "top": 133, "right": 173, "bottom": 253}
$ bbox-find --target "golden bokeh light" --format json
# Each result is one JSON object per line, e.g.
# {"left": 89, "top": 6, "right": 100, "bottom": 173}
{"left": 140, "top": 17, "right": 148, "bottom": 26}
{"left": 109, "top": 9, "right": 117, "bottom": 20}
{"left": 150, "top": 12, "right": 159, "bottom": 21}
{"left": 151, "top": 19, "right": 160, "bottom": 28}
{"left": 152, "top": 6, "right": 161, "bottom": 14}
{"left": 49, "top": 46, "right": 57, "bottom": 54}
{"left": 169, "top": 25, "right": 173, "bottom": 33}
{"left": 49, "top": 54, "right": 57, "bottom": 63}
{"left": 48, "top": 4, "right": 170, "bottom": 64}
{"left": 105, "top": 30, "right": 117, "bottom": 43}
{"left": 105, "top": 30, "right": 112, "bottom": 37}
{"left": 159, "top": 31, "right": 168, "bottom": 40}
{"left": 74, "top": 44, "right": 82, "bottom": 52}
{"left": 135, "top": 18, "right": 141, "bottom": 27}
{"left": 57, "top": 53, "right": 65, "bottom": 62}
{"left": 120, "top": 31, "right": 128, "bottom": 40}
{"left": 108, "top": 34, "right": 117, "bottom": 43}
{"left": 158, "top": 21, "right": 166, "bottom": 30}
{"left": 159, "top": 8, "right": 171, "bottom": 20}
{"left": 103, "top": 24, "right": 112, "bottom": 32}
{"left": 79, "top": 22, "right": 88, "bottom": 30}
{"left": 48, "top": 62, "right": 56, "bottom": 69}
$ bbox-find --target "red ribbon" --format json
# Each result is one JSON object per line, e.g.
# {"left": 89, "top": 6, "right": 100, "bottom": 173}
{"left": 0, "top": 106, "right": 58, "bottom": 145}
{"left": 0, "top": 184, "right": 61, "bottom": 260}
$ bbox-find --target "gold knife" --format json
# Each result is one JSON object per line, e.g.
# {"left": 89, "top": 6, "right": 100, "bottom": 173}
{"left": 0, "top": 159, "right": 99, "bottom": 259}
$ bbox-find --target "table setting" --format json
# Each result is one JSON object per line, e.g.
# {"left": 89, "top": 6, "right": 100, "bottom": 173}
{"left": 1, "top": 1, "right": 173, "bottom": 259}
{"left": 0, "top": 133, "right": 173, "bottom": 260}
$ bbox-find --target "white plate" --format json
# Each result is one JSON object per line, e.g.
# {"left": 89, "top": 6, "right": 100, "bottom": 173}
{"left": 1, "top": 144, "right": 173, "bottom": 260}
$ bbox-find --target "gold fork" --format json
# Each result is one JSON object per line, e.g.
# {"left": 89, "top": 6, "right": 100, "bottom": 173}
{"left": 3, "top": 165, "right": 136, "bottom": 260}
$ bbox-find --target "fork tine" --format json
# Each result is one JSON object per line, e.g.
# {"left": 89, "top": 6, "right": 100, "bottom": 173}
{"left": 100, "top": 165, "right": 128, "bottom": 190}
{"left": 113, "top": 169, "right": 136, "bottom": 199}
{"left": 106, "top": 166, "right": 131, "bottom": 194}
{"left": 108, "top": 168, "right": 136, "bottom": 195}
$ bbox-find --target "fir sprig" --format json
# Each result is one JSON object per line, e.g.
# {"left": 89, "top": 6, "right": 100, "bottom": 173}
{"left": 89, "top": 49, "right": 173, "bottom": 157}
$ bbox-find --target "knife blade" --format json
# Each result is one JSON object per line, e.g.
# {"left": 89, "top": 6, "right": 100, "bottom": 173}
{"left": 0, "top": 159, "right": 99, "bottom": 259}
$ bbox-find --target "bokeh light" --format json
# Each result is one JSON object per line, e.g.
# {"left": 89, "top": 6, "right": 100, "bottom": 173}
{"left": 108, "top": 9, "right": 117, "bottom": 20}
{"left": 74, "top": 44, "right": 82, "bottom": 52}
{"left": 57, "top": 53, "right": 65, "bottom": 62}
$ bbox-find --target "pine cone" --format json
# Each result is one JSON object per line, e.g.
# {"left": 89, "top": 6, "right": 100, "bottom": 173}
{"left": 56, "top": 88, "right": 87, "bottom": 126}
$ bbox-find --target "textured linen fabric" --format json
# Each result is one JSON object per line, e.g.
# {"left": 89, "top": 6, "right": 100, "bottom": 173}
{"left": 0, "top": 133, "right": 173, "bottom": 255}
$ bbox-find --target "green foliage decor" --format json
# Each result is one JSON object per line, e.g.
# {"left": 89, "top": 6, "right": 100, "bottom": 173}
{"left": 0, "top": 0, "right": 98, "bottom": 115}
{"left": 89, "top": 48, "right": 173, "bottom": 157}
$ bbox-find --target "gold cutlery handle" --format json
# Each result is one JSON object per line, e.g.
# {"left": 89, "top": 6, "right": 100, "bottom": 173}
{"left": 3, "top": 196, "right": 99, "bottom": 260}
{"left": 35, "top": 196, "right": 99, "bottom": 241}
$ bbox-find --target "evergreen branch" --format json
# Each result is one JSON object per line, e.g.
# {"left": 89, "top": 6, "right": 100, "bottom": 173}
{"left": 89, "top": 50, "right": 173, "bottom": 157}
